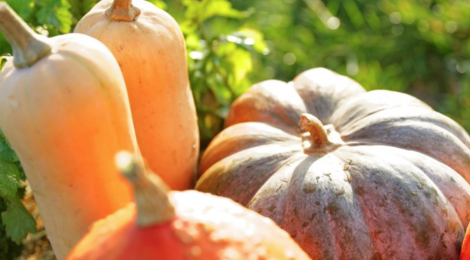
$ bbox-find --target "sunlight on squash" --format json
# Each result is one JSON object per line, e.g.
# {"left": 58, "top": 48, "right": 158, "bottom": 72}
{"left": 0, "top": 3, "right": 139, "bottom": 259}
{"left": 65, "top": 151, "right": 312, "bottom": 260}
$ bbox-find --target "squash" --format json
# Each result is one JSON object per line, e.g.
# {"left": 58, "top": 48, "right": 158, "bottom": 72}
{"left": 74, "top": 0, "right": 199, "bottom": 190}
{"left": 65, "top": 151, "right": 312, "bottom": 260}
{"left": 462, "top": 225, "right": 470, "bottom": 259}
{"left": 0, "top": 4, "right": 139, "bottom": 259}
{"left": 196, "top": 68, "right": 470, "bottom": 259}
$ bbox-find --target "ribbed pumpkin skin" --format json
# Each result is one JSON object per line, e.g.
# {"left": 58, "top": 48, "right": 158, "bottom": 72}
{"left": 196, "top": 68, "right": 470, "bottom": 259}
{"left": 74, "top": 0, "right": 199, "bottom": 190}
{"left": 0, "top": 34, "right": 137, "bottom": 259}
{"left": 65, "top": 191, "right": 312, "bottom": 260}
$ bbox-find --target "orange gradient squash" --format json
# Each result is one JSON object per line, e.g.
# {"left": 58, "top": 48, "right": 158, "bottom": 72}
{"left": 65, "top": 151, "right": 312, "bottom": 260}
{"left": 74, "top": 0, "right": 199, "bottom": 190}
{"left": 0, "top": 3, "right": 138, "bottom": 259}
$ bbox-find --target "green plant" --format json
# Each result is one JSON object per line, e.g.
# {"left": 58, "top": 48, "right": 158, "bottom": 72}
{"left": 0, "top": 126, "right": 36, "bottom": 243}
{"left": 175, "top": 0, "right": 267, "bottom": 147}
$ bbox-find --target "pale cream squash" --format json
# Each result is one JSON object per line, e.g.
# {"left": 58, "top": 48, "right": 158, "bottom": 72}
{"left": 75, "top": 0, "right": 199, "bottom": 190}
{"left": 0, "top": 3, "right": 139, "bottom": 259}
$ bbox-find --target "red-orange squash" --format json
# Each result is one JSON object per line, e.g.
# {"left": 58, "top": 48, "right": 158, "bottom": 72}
{"left": 74, "top": 0, "right": 199, "bottom": 190}
{"left": 462, "top": 225, "right": 470, "bottom": 259}
{"left": 196, "top": 68, "right": 470, "bottom": 259}
{"left": 0, "top": 4, "right": 138, "bottom": 259}
{"left": 65, "top": 151, "right": 312, "bottom": 260}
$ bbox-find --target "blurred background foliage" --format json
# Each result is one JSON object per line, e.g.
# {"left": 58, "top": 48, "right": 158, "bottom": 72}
{"left": 168, "top": 0, "right": 470, "bottom": 145}
{"left": 0, "top": 0, "right": 470, "bottom": 257}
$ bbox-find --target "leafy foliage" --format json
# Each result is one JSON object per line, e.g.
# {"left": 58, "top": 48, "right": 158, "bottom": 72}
{"left": 0, "top": 199, "right": 23, "bottom": 260}
{"left": 0, "top": 128, "right": 36, "bottom": 251}
{"left": 177, "top": 0, "right": 266, "bottom": 145}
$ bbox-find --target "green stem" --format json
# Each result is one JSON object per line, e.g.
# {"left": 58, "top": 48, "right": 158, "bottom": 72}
{"left": 105, "top": 0, "right": 141, "bottom": 22}
{"left": 0, "top": 2, "right": 52, "bottom": 68}
{"left": 115, "top": 151, "right": 175, "bottom": 227}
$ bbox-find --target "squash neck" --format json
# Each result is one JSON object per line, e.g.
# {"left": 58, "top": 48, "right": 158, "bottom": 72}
{"left": 0, "top": 2, "right": 52, "bottom": 68}
{"left": 105, "top": 0, "right": 141, "bottom": 22}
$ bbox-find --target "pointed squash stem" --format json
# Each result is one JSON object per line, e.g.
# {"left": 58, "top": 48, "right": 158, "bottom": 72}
{"left": 115, "top": 151, "right": 175, "bottom": 227}
{"left": 299, "top": 113, "right": 333, "bottom": 151}
{"left": 105, "top": 0, "right": 141, "bottom": 22}
{"left": 0, "top": 2, "right": 52, "bottom": 68}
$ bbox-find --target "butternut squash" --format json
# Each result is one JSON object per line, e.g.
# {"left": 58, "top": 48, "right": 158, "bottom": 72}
{"left": 74, "top": 0, "right": 199, "bottom": 190}
{"left": 0, "top": 3, "right": 139, "bottom": 259}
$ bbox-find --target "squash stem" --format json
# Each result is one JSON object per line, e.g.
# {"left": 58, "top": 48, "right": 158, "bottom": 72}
{"left": 116, "top": 151, "right": 175, "bottom": 227}
{"left": 299, "top": 113, "right": 333, "bottom": 151}
{"left": 105, "top": 0, "right": 141, "bottom": 22}
{"left": 0, "top": 2, "right": 52, "bottom": 68}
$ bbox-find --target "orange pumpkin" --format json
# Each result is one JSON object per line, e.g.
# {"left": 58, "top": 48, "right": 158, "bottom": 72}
{"left": 197, "top": 68, "right": 470, "bottom": 259}
{"left": 462, "top": 225, "right": 470, "bottom": 259}
{"left": 65, "top": 151, "right": 312, "bottom": 260}
{"left": 0, "top": 4, "right": 138, "bottom": 259}
{"left": 74, "top": 0, "right": 199, "bottom": 190}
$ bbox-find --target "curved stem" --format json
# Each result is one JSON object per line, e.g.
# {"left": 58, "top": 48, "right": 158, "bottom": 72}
{"left": 299, "top": 113, "right": 333, "bottom": 151}
{"left": 0, "top": 2, "right": 52, "bottom": 68}
{"left": 116, "top": 151, "right": 175, "bottom": 227}
{"left": 105, "top": 0, "right": 141, "bottom": 22}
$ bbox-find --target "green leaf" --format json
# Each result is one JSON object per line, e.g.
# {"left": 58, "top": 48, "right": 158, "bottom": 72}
{"left": 0, "top": 139, "right": 18, "bottom": 163}
{"left": 6, "top": 0, "right": 35, "bottom": 20}
{"left": 36, "top": 0, "right": 73, "bottom": 33}
{"left": 2, "top": 199, "right": 36, "bottom": 244}
{"left": 225, "top": 48, "right": 252, "bottom": 88}
{"left": 145, "top": 0, "right": 167, "bottom": 10}
{"left": 235, "top": 28, "right": 269, "bottom": 54}
{"left": 184, "top": 0, "right": 246, "bottom": 22}
{"left": 0, "top": 129, "right": 19, "bottom": 163}
{"left": 0, "top": 161, "right": 21, "bottom": 199}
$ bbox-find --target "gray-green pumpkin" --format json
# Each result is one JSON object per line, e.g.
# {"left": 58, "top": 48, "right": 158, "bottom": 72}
{"left": 196, "top": 67, "right": 470, "bottom": 260}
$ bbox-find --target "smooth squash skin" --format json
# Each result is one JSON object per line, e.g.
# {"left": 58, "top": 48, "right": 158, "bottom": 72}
{"left": 65, "top": 152, "right": 312, "bottom": 260}
{"left": 0, "top": 3, "right": 139, "bottom": 259}
{"left": 462, "top": 225, "right": 470, "bottom": 259}
{"left": 74, "top": 0, "right": 199, "bottom": 190}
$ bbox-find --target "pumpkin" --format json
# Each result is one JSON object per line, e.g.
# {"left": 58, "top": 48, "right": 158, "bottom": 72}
{"left": 65, "top": 151, "right": 312, "bottom": 260}
{"left": 462, "top": 225, "right": 470, "bottom": 260}
{"left": 74, "top": 0, "right": 199, "bottom": 190}
{"left": 0, "top": 4, "right": 139, "bottom": 259}
{"left": 196, "top": 68, "right": 470, "bottom": 259}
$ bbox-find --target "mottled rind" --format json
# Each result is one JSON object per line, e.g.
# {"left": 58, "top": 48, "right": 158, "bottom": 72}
{"left": 197, "top": 67, "right": 470, "bottom": 260}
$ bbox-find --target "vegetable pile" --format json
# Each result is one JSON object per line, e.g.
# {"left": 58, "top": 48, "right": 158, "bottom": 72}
{"left": 0, "top": 0, "right": 470, "bottom": 260}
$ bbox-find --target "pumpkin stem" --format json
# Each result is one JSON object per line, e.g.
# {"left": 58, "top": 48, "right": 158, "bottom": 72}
{"left": 116, "top": 151, "right": 175, "bottom": 227}
{"left": 0, "top": 2, "right": 52, "bottom": 68}
{"left": 105, "top": 0, "right": 141, "bottom": 22}
{"left": 299, "top": 113, "right": 333, "bottom": 151}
